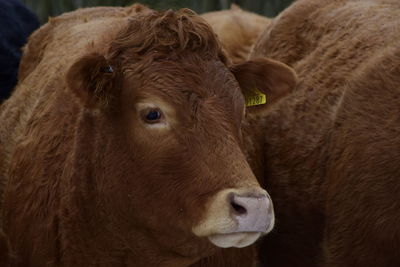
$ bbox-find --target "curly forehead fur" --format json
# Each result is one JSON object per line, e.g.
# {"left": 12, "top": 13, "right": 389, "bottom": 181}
{"left": 109, "top": 8, "right": 227, "bottom": 62}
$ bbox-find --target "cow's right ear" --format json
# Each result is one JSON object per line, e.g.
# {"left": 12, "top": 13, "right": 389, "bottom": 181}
{"left": 66, "top": 53, "right": 119, "bottom": 109}
{"left": 230, "top": 57, "right": 297, "bottom": 110}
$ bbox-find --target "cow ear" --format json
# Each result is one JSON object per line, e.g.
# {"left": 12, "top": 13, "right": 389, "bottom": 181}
{"left": 230, "top": 57, "right": 297, "bottom": 109}
{"left": 66, "top": 53, "right": 119, "bottom": 108}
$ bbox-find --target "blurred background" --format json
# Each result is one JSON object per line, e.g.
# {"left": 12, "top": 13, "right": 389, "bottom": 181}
{"left": 21, "top": 0, "right": 295, "bottom": 24}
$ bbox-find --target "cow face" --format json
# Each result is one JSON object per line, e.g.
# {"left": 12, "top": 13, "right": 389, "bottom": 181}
{"left": 66, "top": 8, "right": 296, "bottom": 262}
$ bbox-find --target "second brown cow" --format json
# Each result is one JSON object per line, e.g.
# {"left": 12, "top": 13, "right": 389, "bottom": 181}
{"left": 247, "top": 0, "right": 400, "bottom": 266}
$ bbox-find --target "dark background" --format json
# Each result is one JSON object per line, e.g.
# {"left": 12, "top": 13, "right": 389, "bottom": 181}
{"left": 21, "top": 0, "right": 295, "bottom": 23}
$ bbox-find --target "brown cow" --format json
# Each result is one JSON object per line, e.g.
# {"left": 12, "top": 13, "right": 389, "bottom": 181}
{"left": 0, "top": 4, "right": 297, "bottom": 267}
{"left": 245, "top": 0, "right": 400, "bottom": 266}
{"left": 201, "top": 4, "right": 271, "bottom": 64}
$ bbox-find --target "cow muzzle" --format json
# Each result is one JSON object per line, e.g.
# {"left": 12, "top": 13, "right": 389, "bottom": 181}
{"left": 192, "top": 188, "right": 274, "bottom": 248}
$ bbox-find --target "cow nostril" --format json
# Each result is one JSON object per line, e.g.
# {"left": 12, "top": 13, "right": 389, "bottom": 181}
{"left": 230, "top": 200, "right": 247, "bottom": 215}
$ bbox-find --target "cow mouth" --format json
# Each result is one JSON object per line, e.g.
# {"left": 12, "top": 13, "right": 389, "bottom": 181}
{"left": 207, "top": 232, "right": 262, "bottom": 248}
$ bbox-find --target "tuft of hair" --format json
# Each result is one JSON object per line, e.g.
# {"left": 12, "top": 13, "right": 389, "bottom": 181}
{"left": 108, "top": 8, "right": 226, "bottom": 62}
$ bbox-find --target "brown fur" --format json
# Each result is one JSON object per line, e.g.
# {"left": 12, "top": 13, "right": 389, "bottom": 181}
{"left": 0, "top": 4, "right": 297, "bottom": 267}
{"left": 190, "top": 246, "right": 256, "bottom": 267}
{"left": 248, "top": 0, "right": 400, "bottom": 266}
{"left": 201, "top": 4, "right": 271, "bottom": 64}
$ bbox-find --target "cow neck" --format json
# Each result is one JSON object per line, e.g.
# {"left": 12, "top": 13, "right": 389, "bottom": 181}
{"left": 261, "top": 84, "right": 342, "bottom": 204}
{"left": 250, "top": 87, "right": 342, "bottom": 265}
{"left": 241, "top": 111, "right": 268, "bottom": 187}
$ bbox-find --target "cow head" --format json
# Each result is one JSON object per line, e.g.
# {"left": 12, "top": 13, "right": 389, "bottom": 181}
{"left": 66, "top": 8, "right": 296, "bottom": 263}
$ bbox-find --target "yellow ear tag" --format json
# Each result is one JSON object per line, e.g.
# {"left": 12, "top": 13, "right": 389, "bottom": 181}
{"left": 244, "top": 87, "right": 267, "bottom": 107}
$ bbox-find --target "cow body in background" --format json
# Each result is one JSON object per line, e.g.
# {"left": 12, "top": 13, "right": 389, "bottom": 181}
{"left": 0, "top": 0, "right": 39, "bottom": 101}
{"left": 247, "top": 0, "right": 400, "bottom": 266}
{"left": 0, "top": 4, "right": 298, "bottom": 267}
{"left": 201, "top": 4, "right": 271, "bottom": 64}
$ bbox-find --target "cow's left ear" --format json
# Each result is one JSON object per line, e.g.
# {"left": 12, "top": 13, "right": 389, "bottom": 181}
{"left": 66, "top": 53, "right": 119, "bottom": 109}
{"left": 230, "top": 57, "right": 297, "bottom": 109}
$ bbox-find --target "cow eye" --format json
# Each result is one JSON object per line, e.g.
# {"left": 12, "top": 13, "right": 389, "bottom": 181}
{"left": 144, "top": 109, "right": 162, "bottom": 123}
